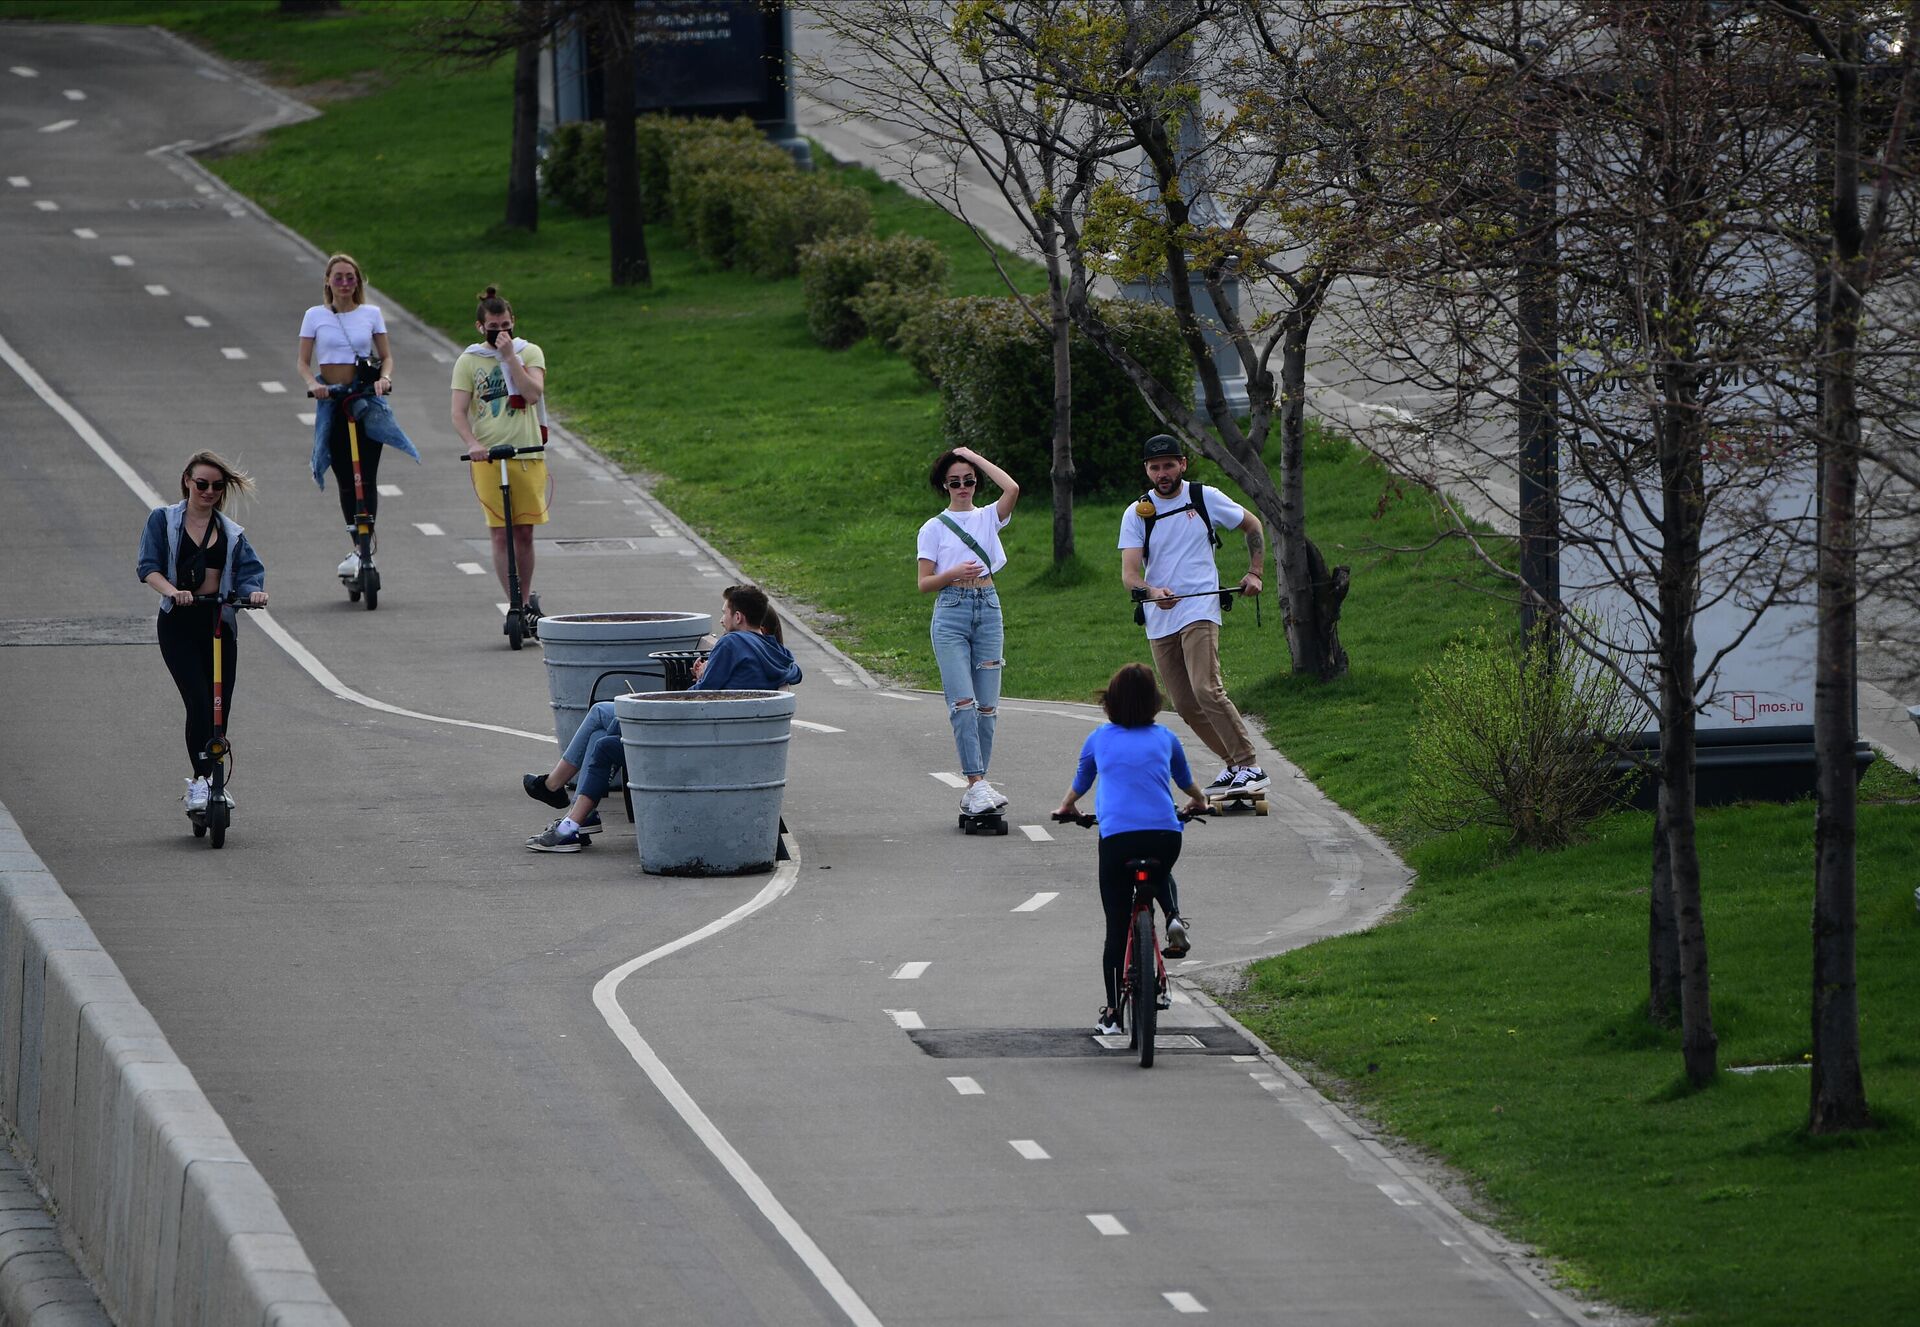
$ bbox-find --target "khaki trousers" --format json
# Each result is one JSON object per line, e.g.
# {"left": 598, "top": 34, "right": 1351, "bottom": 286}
{"left": 1148, "top": 620, "right": 1256, "bottom": 768}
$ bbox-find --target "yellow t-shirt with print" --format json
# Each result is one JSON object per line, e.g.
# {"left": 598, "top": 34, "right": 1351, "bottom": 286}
{"left": 452, "top": 341, "right": 547, "bottom": 449}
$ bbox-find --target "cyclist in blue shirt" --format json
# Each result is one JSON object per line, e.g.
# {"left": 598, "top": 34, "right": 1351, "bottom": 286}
{"left": 1055, "top": 662, "right": 1208, "bottom": 1035}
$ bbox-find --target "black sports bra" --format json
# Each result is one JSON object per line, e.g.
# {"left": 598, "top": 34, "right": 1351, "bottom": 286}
{"left": 176, "top": 519, "right": 226, "bottom": 585}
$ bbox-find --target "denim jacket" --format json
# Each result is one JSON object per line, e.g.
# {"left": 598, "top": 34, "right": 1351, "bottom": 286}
{"left": 309, "top": 391, "right": 421, "bottom": 490}
{"left": 136, "top": 502, "right": 266, "bottom": 627}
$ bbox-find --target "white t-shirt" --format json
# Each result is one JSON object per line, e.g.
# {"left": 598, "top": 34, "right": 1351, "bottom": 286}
{"left": 299, "top": 303, "right": 387, "bottom": 365}
{"left": 916, "top": 505, "right": 1010, "bottom": 579}
{"left": 1117, "top": 481, "right": 1246, "bottom": 639}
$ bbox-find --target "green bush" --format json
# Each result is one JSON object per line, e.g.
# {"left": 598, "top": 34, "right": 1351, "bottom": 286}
{"left": 735, "top": 174, "right": 873, "bottom": 279}
{"left": 1406, "top": 617, "right": 1640, "bottom": 849}
{"left": 669, "top": 136, "right": 798, "bottom": 268}
{"left": 637, "top": 114, "right": 764, "bottom": 220}
{"left": 798, "top": 232, "right": 949, "bottom": 348}
{"left": 541, "top": 120, "right": 606, "bottom": 217}
{"left": 907, "top": 296, "right": 1193, "bottom": 496}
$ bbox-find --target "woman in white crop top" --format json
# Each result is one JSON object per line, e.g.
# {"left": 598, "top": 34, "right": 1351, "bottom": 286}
{"left": 915, "top": 446, "right": 1020, "bottom": 816}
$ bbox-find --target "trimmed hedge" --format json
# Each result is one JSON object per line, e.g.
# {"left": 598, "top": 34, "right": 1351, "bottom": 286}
{"left": 668, "top": 136, "right": 797, "bottom": 268}
{"left": 541, "top": 120, "right": 606, "bottom": 217}
{"left": 635, "top": 113, "right": 762, "bottom": 219}
{"left": 799, "top": 232, "right": 949, "bottom": 348}
{"left": 543, "top": 114, "right": 770, "bottom": 223}
{"left": 911, "top": 296, "right": 1194, "bottom": 497}
{"left": 737, "top": 174, "right": 873, "bottom": 278}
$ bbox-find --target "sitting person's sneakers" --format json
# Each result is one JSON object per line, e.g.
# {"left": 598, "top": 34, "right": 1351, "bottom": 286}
{"left": 1163, "top": 914, "right": 1191, "bottom": 958}
{"left": 527, "top": 818, "right": 591, "bottom": 853}
{"left": 523, "top": 772, "right": 570, "bottom": 809}
{"left": 1230, "top": 765, "right": 1270, "bottom": 793}
{"left": 574, "top": 811, "right": 603, "bottom": 837}
{"left": 1095, "top": 1007, "right": 1124, "bottom": 1036}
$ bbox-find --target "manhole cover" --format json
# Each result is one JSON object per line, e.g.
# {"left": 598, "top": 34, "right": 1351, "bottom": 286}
{"left": 907, "top": 1026, "right": 1241, "bottom": 1058}
{"left": 0, "top": 617, "right": 152, "bottom": 647}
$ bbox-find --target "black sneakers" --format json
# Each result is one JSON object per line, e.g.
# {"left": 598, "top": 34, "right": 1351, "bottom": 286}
{"left": 523, "top": 773, "right": 569, "bottom": 809}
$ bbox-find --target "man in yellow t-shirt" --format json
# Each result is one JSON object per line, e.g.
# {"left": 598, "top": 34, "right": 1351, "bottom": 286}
{"left": 451, "top": 289, "right": 551, "bottom": 620}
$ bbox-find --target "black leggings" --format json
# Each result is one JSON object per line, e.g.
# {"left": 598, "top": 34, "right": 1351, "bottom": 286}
{"left": 327, "top": 411, "right": 383, "bottom": 528}
{"left": 157, "top": 605, "right": 237, "bottom": 777}
{"left": 1097, "top": 829, "right": 1183, "bottom": 1010}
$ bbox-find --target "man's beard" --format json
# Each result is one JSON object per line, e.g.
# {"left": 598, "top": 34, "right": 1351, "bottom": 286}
{"left": 1154, "top": 476, "right": 1181, "bottom": 495}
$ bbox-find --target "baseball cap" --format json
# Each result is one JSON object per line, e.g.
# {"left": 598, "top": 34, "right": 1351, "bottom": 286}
{"left": 1141, "top": 433, "right": 1184, "bottom": 460}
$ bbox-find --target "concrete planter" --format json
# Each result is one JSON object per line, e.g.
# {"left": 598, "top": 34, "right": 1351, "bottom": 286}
{"left": 540, "top": 611, "right": 711, "bottom": 748}
{"left": 616, "top": 689, "right": 795, "bottom": 876}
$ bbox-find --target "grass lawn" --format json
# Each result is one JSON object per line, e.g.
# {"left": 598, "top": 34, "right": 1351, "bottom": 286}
{"left": 14, "top": 3, "right": 1920, "bottom": 1322}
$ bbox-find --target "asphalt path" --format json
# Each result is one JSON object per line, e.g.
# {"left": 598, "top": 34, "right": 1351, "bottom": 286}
{"left": 1, "top": 24, "right": 1602, "bottom": 1327}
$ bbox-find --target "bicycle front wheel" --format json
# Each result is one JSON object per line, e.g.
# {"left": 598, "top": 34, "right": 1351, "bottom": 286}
{"left": 1131, "top": 908, "right": 1158, "bottom": 1067}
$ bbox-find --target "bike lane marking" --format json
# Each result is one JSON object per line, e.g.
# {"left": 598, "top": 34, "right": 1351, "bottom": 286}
{"left": 1087, "top": 1214, "right": 1128, "bottom": 1236}
{"left": 1164, "top": 1290, "right": 1208, "bottom": 1313}
{"left": 891, "top": 962, "right": 929, "bottom": 980}
{"left": 1011, "top": 891, "right": 1057, "bottom": 912}
{"left": 947, "top": 1076, "right": 984, "bottom": 1096}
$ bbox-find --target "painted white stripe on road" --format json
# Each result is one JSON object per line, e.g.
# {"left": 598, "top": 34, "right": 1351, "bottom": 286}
{"left": 947, "top": 1077, "right": 984, "bottom": 1096}
{"left": 71, "top": 227, "right": 95, "bottom": 238}
{"left": 32, "top": 200, "right": 58, "bottom": 211}
{"left": 8, "top": 177, "right": 31, "bottom": 187}
{"left": 40, "top": 119, "right": 77, "bottom": 134}
{"left": 1087, "top": 1214, "right": 1128, "bottom": 1236}
{"left": 144, "top": 284, "right": 169, "bottom": 296}
{"left": 1164, "top": 1291, "right": 1208, "bottom": 1313}
{"left": 63, "top": 89, "right": 85, "bottom": 101}
{"left": 1019, "top": 823, "right": 1052, "bottom": 842}
{"left": 1009, "top": 1140, "right": 1049, "bottom": 1160}
{"left": 891, "top": 962, "right": 929, "bottom": 980}
{"left": 111, "top": 255, "right": 134, "bottom": 267}
{"left": 184, "top": 315, "right": 209, "bottom": 327}
{"left": 929, "top": 772, "right": 967, "bottom": 788}
{"left": 10, "top": 67, "right": 37, "bottom": 78}
{"left": 258, "top": 380, "right": 285, "bottom": 393}
{"left": 430, "top": 349, "right": 452, "bottom": 362}
{"left": 790, "top": 719, "right": 842, "bottom": 734}
{"left": 1377, "top": 1182, "right": 1421, "bottom": 1207}
{"left": 593, "top": 841, "right": 887, "bottom": 1327}
{"left": 220, "top": 346, "right": 247, "bottom": 358}
{"left": 1011, "top": 892, "right": 1057, "bottom": 913}
{"left": 296, "top": 411, "right": 315, "bottom": 426}
{"left": 376, "top": 483, "right": 402, "bottom": 497}
{"left": 413, "top": 522, "right": 445, "bottom": 536}
{"left": 886, "top": 1009, "right": 924, "bottom": 1030}
{"left": 455, "top": 562, "right": 485, "bottom": 576}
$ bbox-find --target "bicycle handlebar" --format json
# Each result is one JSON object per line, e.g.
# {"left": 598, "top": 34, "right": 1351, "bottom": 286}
{"left": 1050, "top": 808, "right": 1208, "bottom": 827}
{"left": 458, "top": 444, "right": 548, "bottom": 462}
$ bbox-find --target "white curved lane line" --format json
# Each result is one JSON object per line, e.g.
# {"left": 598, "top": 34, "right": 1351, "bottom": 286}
{"left": 591, "top": 841, "right": 885, "bottom": 1327}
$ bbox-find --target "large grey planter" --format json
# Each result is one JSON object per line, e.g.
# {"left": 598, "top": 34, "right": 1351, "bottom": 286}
{"left": 540, "top": 611, "right": 711, "bottom": 748}
{"left": 616, "top": 689, "right": 796, "bottom": 876}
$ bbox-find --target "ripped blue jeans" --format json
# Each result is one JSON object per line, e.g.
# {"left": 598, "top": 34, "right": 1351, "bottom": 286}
{"left": 930, "top": 587, "right": 1004, "bottom": 778}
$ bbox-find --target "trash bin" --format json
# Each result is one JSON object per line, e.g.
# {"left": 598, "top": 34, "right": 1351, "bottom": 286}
{"left": 650, "top": 650, "right": 712, "bottom": 693}
{"left": 616, "top": 689, "right": 795, "bottom": 876}
{"left": 540, "top": 612, "right": 711, "bottom": 748}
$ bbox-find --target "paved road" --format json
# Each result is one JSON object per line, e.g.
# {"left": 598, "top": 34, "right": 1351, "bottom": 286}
{"left": 1, "top": 24, "right": 1602, "bottom": 1326}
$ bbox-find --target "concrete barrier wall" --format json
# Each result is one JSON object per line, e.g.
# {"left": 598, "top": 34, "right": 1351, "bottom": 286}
{"left": 0, "top": 804, "right": 347, "bottom": 1326}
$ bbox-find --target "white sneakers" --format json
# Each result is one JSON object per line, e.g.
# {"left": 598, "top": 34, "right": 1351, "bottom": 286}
{"left": 183, "top": 776, "right": 209, "bottom": 812}
{"left": 337, "top": 550, "right": 361, "bottom": 579}
{"left": 961, "top": 781, "right": 1008, "bottom": 815}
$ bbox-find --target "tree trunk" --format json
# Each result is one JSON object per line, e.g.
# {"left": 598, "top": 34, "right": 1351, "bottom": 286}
{"left": 599, "top": 6, "right": 649, "bottom": 287}
{"left": 505, "top": 10, "right": 542, "bottom": 233}
{"left": 1278, "top": 321, "right": 1349, "bottom": 680}
{"left": 1045, "top": 236, "right": 1075, "bottom": 565}
{"left": 1648, "top": 799, "right": 1681, "bottom": 1024}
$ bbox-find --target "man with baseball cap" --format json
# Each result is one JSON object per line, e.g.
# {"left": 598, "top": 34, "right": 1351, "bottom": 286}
{"left": 1118, "top": 433, "right": 1268, "bottom": 795}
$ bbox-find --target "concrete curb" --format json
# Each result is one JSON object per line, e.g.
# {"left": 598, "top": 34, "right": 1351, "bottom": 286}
{"left": 0, "top": 800, "right": 347, "bottom": 1327}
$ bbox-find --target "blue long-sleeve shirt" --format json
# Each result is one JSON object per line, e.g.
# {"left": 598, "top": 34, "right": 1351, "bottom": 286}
{"left": 689, "top": 629, "right": 802, "bottom": 691}
{"left": 1071, "top": 722, "right": 1193, "bottom": 836}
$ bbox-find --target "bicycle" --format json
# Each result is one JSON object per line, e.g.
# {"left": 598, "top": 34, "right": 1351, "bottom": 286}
{"left": 1051, "top": 808, "right": 1205, "bottom": 1068}
{"left": 186, "top": 592, "right": 263, "bottom": 849}
{"left": 323, "top": 377, "right": 386, "bottom": 611}
{"left": 457, "top": 442, "right": 547, "bottom": 650}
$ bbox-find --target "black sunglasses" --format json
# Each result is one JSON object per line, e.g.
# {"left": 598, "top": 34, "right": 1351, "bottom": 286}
{"left": 191, "top": 478, "right": 227, "bottom": 492}
{"left": 945, "top": 476, "right": 979, "bottom": 489}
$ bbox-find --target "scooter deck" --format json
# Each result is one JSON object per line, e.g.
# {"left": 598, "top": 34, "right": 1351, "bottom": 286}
{"left": 1206, "top": 787, "right": 1269, "bottom": 815}
{"left": 958, "top": 810, "right": 1009, "bottom": 836}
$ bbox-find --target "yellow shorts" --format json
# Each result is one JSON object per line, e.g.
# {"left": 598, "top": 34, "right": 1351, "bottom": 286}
{"left": 471, "top": 456, "right": 552, "bottom": 528}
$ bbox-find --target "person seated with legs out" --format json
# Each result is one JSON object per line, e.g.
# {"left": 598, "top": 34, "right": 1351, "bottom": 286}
{"left": 1053, "top": 663, "right": 1207, "bottom": 1036}
{"left": 524, "top": 584, "right": 802, "bottom": 852}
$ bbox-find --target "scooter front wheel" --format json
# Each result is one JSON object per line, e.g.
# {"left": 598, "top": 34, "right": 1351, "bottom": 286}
{"left": 363, "top": 565, "right": 380, "bottom": 612}
{"left": 207, "top": 802, "right": 229, "bottom": 850}
{"left": 505, "top": 610, "right": 525, "bottom": 651}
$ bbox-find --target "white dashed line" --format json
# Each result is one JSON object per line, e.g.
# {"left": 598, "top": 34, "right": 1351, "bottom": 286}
{"left": 10, "top": 67, "right": 37, "bottom": 78}
{"left": 430, "top": 349, "right": 452, "bottom": 362}
{"left": 33, "top": 200, "right": 58, "bottom": 212}
{"left": 144, "top": 284, "right": 169, "bottom": 296}
{"left": 194, "top": 183, "right": 214, "bottom": 195}
{"left": 1164, "top": 1291, "right": 1208, "bottom": 1313}
{"left": 71, "top": 227, "right": 95, "bottom": 239}
{"left": 1019, "top": 823, "right": 1052, "bottom": 842}
{"left": 1376, "top": 1182, "right": 1421, "bottom": 1207}
{"left": 455, "top": 562, "right": 485, "bottom": 576}
{"left": 184, "top": 315, "right": 209, "bottom": 328}
{"left": 929, "top": 772, "right": 968, "bottom": 788}
{"left": 62, "top": 89, "right": 85, "bottom": 101}
{"left": 1011, "top": 892, "right": 1058, "bottom": 913}
{"left": 296, "top": 412, "right": 315, "bottom": 426}
{"left": 1087, "top": 1214, "right": 1128, "bottom": 1236}
{"left": 7, "top": 177, "right": 30, "bottom": 188}
{"left": 39, "top": 120, "right": 78, "bottom": 134}
{"left": 413, "top": 522, "right": 445, "bottom": 536}
{"left": 376, "top": 483, "right": 402, "bottom": 496}
{"left": 112, "top": 256, "right": 135, "bottom": 268}
{"left": 946, "top": 1077, "right": 983, "bottom": 1096}
{"left": 790, "top": 719, "right": 843, "bottom": 734}
{"left": 891, "top": 962, "right": 929, "bottom": 980}
{"left": 495, "top": 602, "right": 510, "bottom": 614}
{"left": 885, "top": 1009, "right": 924, "bottom": 1030}
{"left": 257, "top": 380, "right": 285, "bottom": 394}
{"left": 1008, "top": 1140, "right": 1049, "bottom": 1160}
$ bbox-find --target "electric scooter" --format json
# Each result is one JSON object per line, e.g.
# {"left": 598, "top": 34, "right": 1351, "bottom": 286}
{"left": 186, "top": 592, "right": 262, "bottom": 849}
{"left": 460, "top": 443, "right": 547, "bottom": 650}
{"left": 325, "top": 376, "right": 385, "bottom": 611}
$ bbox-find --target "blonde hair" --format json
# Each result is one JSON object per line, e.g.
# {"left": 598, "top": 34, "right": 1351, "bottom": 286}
{"left": 180, "top": 450, "right": 255, "bottom": 511}
{"left": 322, "top": 253, "right": 365, "bottom": 310}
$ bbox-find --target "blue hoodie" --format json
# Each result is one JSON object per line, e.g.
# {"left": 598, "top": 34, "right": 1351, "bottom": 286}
{"left": 689, "top": 629, "right": 802, "bottom": 691}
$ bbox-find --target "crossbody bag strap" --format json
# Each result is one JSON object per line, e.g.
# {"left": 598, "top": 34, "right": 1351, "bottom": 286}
{"left": 330, "top": 307, "right": 368, "bottom": 358}
{"left": 937, "top": 513, "right": 995, "bottom": 576}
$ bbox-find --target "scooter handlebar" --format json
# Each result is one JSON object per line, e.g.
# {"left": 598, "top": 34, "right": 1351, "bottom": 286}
{"left": 189, "top": 594, "right": 264, "bottom": 608}
{"left": 458, "top": 444, "right": 548, "bottom": 462}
